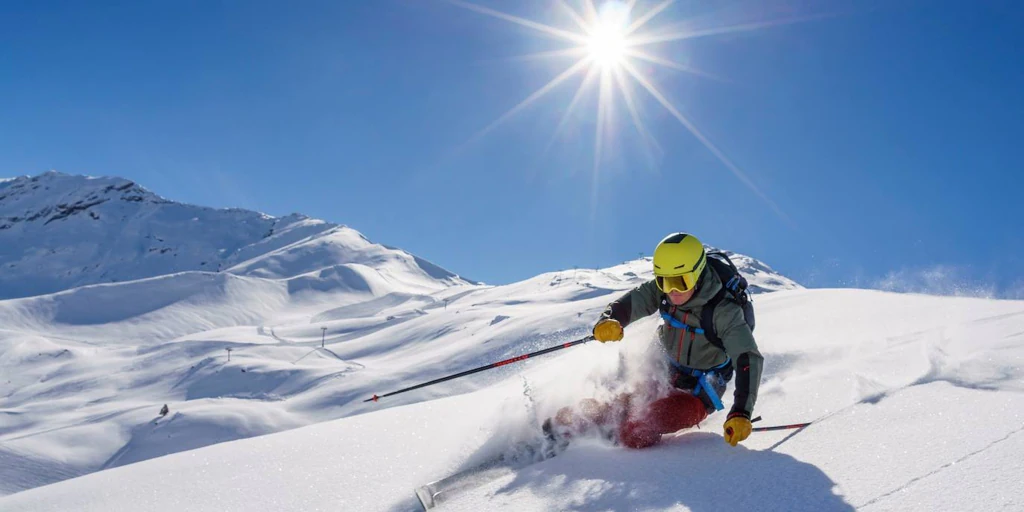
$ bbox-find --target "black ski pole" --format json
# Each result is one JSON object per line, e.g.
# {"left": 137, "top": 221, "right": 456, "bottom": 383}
{"left": 364, "top": 335, "right": 595, "bottom": 403}
{"left": 749, "top": 416, "right": 812, "bottom": 432}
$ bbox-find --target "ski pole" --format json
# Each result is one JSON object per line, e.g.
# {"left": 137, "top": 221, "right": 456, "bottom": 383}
{"left": 749, "top": 416, "right": 812, "bottom": 432}
{"left": 364, "top": 335, "right": 595, "bottom": 403}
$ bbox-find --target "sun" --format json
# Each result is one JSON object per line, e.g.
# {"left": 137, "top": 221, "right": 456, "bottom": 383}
{"left": 449, "top": 0, "right": 804, "bottom": 222}
{"left": 586, "top": 2, "right": 630, "bottom": 69}
{"left": 586, "top": 25, "right": 626, "bottom": 68}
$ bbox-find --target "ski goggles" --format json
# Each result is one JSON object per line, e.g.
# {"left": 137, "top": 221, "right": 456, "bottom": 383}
{"left": 656, "top": 271, "right": 699, "bottom": 293}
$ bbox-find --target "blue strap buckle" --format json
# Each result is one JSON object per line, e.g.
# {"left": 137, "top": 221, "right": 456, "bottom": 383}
{"left": 725, "top": 276, "right": 741, "bottom": 292}
{"left": 660, "top": 312, "right": 704, "bottom": 334}
{"left": 694, "top": 373, "right": 725, "bottom": 411}
{"left": 669, "top": 358, "right": 731, "bottom": 411}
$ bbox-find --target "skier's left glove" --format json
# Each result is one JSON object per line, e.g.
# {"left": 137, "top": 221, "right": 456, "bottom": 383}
{"left": 723, "top": 413, "right": 752, "bottom": 447}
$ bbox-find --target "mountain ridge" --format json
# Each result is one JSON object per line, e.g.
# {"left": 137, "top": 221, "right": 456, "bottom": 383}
{"left": 0, "top": 171, "right": 472, "bottom": 299}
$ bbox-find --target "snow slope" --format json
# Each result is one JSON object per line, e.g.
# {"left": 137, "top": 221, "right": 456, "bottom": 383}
{"left": 0, "top": 250, "right": 796, "bottom": 498}
{"left": 0, "top": 171, "right": 471, "bottom": 300}
{"left": 2, "top": 289, "right": 1022, "bottom": 511}
{"left": 20, "top": 170, "right": 1004, "bottom": 511}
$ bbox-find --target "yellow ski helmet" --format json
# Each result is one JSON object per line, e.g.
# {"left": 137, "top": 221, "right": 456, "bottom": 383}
{"left": 652, "top": 233, "right": 706, "bottom": 293}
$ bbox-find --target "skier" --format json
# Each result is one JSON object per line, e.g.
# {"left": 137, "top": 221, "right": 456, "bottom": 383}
{"left": 553, "top": 232, "right": 763, "bottom": 449}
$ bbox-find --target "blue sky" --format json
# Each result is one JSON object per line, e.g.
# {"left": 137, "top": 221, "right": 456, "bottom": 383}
{"left": 2, "top": 0, "right": 1022, "bottom": 295}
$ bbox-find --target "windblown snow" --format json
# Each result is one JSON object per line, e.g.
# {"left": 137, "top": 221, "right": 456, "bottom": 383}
{"left": 1, "top": 172, "right": 1021, "bottom": 511}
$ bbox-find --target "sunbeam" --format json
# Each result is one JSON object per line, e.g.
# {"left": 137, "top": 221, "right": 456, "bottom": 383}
{"left": 621, "top": 60, "right": 792, "bottom": 224}
{"left": 630, "top": 13, "right": 834, "bottom": 46}
{"left": 612, "top": 66, "right": 660, "bottom": 167}
{"left": 504, "top": 47, "right": 589, "bottom": 64}
{"left": 557, "top": 0, "right": 591, "bottom": 32}
{"left": 543, "top": 66, "right": 601, "bottom": 157}
{"left": 449, "top": 0, "right": 812, "bottom": 221}
{"left": 624, "top": 49, "right": 726, "bottom": 82}
{"left": 463, "top": 58, "right": 591, "bottom": 148}
{"left": 446, "top": 0, "right": 587, "bottom": 44}
{"left": 624, "top": 0, "right": 674, "bottom": 36}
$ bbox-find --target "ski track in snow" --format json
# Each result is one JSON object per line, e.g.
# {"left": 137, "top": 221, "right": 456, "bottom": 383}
{"left": 857, "top": 424, "right": 1024, "bottom": 509}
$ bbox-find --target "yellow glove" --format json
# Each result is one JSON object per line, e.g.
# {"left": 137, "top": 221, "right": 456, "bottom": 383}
{"left": 723, "top": 415, "right": 752, "bottom": 447}
{"left": 592, "top": 319, "right": 623, "bottom": 342}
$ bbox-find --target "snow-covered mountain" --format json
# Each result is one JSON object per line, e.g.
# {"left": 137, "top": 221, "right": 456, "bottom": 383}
{"left": 0, "top": 171, "right": 471, "bottom": 300}
{"left": 3, "top": 171, "right": 1020, "bottom": 510}
{"left": 0, "top": 170, "right": 817, "bottom": 505}
{"left": 707, "top": 247, "right": 802, "bottom": 294}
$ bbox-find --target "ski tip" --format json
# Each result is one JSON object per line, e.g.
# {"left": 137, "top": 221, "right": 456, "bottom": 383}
{"left": 364, "top": 394, "right": 380, "bottom": 403}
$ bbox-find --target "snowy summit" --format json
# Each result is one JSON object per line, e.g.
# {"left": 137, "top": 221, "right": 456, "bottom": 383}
{"left": 0, "top": 171, "right": 471, "bottom": 300}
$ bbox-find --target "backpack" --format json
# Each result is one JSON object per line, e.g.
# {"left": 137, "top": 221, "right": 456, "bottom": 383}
{"left": 700, "top": 251, "right": 755, "bottom": 350}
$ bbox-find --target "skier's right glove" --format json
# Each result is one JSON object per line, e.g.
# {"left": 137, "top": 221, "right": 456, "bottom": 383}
{"left": 723, "top": 413, "right": 752, "bottom": 447}
{"left": 593, "top": 318, "right": 623, "bottom": 342}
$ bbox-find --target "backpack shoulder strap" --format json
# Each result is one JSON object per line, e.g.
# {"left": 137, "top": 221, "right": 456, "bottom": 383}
{"left": 701, "top": 285, "right": 727, "bottom": 351}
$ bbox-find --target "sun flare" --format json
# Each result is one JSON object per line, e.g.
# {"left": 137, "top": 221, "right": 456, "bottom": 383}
{"left": 586, "top": 2, "right": 630, "bottom": 68}
{"left": 450, "top": 0, "right": 801, "bottom": 221}
{"left": 587, "top": 27, "right": 626, "bottom": 67}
